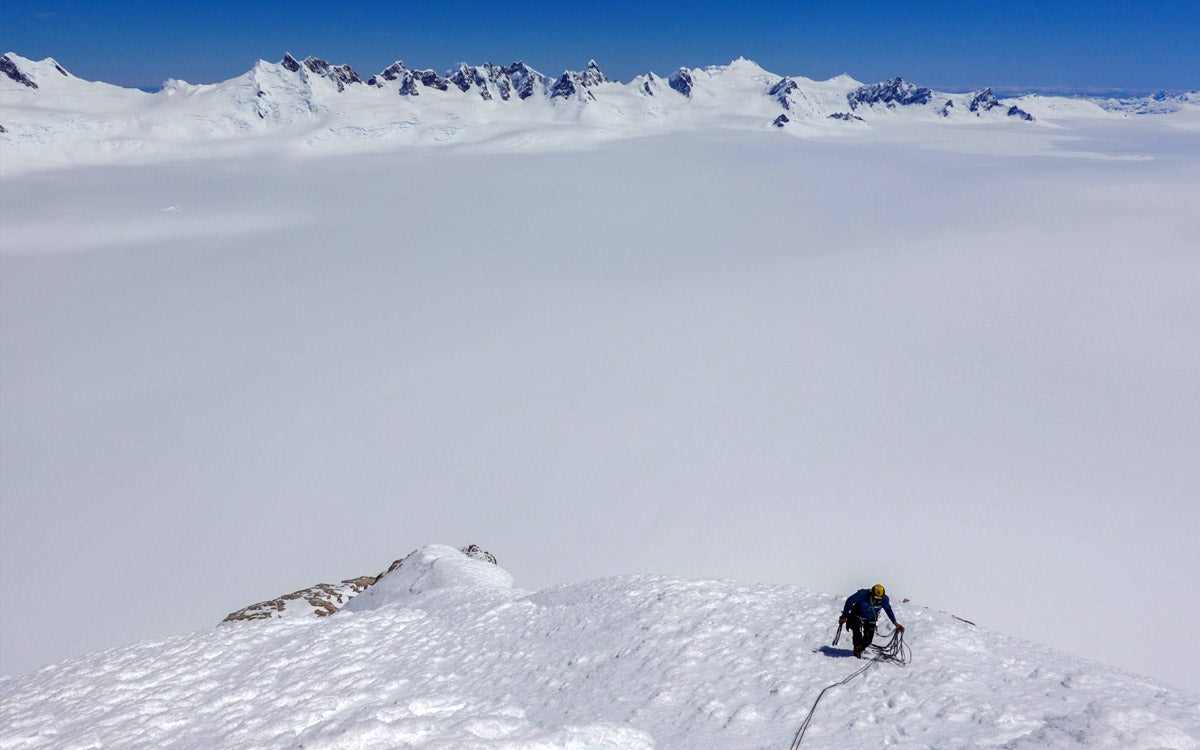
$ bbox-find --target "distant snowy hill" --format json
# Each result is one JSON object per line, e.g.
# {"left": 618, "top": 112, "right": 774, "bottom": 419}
{"left": 1, "top": 545, "right": 1197, "bottom": 748}
{"left": 4, "top": 51, "right": 1194, "bottom": 175}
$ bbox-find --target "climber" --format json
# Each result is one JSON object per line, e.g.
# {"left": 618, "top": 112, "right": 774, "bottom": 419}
{"left": 839, "top": 584, "right": 903, "bottom": 658}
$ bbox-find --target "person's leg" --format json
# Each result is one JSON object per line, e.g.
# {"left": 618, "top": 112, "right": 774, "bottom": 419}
{"left": 862, "top": 620, "right": 877, "bottom": 652}
{"left": 849, "top": 615, "right": 866, "bottom": 656}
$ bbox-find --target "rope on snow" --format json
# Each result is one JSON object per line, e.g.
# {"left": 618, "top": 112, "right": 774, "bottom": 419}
{"left": 788, "top": 626, "right": 909, "bottom": 748}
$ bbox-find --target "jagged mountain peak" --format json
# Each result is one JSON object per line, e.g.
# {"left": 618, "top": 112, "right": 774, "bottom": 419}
{"left": 548, "top": 61, "right": 614, "bottom": 102}
{"left": 277, "top": 53, "right": 363, "bottom": 91}
{"left": 848, "top": 76, "right": 934, "bottom": 109}
{"left": 580, "top": 59, "right": 609, "bottom": 86}
{"left": 366, "top": 60, "right": 407, "bottom": 86}
{"left": 442, "top": 61, "right": 552, "bottom": 101}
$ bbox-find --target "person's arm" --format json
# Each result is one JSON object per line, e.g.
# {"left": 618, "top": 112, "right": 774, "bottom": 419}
{"left": 839, "top": 593, "right": 855, "bottom": 623}
{"left": 883, "top": 597, "right": 903, "bottom": 629}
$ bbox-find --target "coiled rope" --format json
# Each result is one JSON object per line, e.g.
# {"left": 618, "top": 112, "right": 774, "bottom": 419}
{"left": 788, "top": 626, "right": 909, "bottom": 749}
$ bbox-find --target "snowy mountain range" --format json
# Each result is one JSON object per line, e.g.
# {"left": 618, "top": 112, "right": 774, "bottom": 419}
{"left": 1, "top": 544, "right": 1196, "bottom": 748}
{"left": 3, "top": 51, "right": 1196, "bottom": 176}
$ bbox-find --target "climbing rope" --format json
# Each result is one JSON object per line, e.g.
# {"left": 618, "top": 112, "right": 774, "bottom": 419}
{"left": 788, "top": 658, "right": 875, "bottom": 749}
{"left": 868, "top": 626, "right": 911, "bottom": 666}
{"left": 788, "top": 626, "right": 910, "bottom": 749}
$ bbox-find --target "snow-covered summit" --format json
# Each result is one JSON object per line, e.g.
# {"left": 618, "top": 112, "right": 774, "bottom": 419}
{"left": 343, "top": 543, "right": 516, "bottom": 612}
{"left": 1, "top": 544, "right": 1197, "bottom": 748}
{"left": 0, "top": 52, "right": 72, "bottom": 88}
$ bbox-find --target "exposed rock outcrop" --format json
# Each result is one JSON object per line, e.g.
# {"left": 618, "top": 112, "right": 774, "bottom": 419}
{"left": 769, "top": 77, "right": 798, "bottom": 108}
{"left": 222, "top": 577, "right": 378, "bottom": 622}
{"left": 968, "top": 87, "right": 1002, "bottom": 112}
{"left": 550, "top": 62, "right": 609, "bottom": 102}
{"left": 669, "top": 68, "right": 694, "bottom": 97}
{"left": 1006, "top": 104, "right": 1034, "bottom": 121}
{"left": 221, "top": 544, "right": 499, "bottom": 623}
{"left": 279, "top": 53, "right": 364, "bottom": 92}
{"left": 1, "top": 54, "right": 38, "bottom": 89}
{"left": 847, "top": 77, "right": 933, "bottom": 109}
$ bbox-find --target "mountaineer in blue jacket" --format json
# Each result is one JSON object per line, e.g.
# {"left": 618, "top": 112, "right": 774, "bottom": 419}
{"left": 839, "top": 584, "right": 903, "bottom": 658}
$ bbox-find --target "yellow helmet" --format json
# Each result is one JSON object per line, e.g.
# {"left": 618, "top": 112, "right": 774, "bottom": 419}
{"left": 870, "top": 584, "right": 885, "bottom": 599}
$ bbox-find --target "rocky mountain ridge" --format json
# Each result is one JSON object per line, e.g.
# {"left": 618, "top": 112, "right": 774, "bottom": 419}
{"left": 0, "top": 51, "right": 1033, "bottom": 122}
{"left": 3, "top": 50, "right": 1196, "bottom": 176}
{"left": 221, "top": 544, "right": 498, "bottom": 622}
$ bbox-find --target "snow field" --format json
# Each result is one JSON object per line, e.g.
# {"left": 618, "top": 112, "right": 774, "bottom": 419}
{"left": 2, "top": 106, "right": 1199, "bottom": 696}
{"left": 1, "top": 545, "right": 1196, "bottom": 749}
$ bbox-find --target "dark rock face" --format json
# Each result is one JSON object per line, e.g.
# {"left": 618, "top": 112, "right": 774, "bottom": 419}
{"left": 396, "top": 71, "right": 421, "bottom": 96}
{"left": 450, "top": 63, "right": 487, "bottom": 97}
{"left": 769, "top": 77, "right": 798, "bottom": 109}
{"left": 847, "top": 77, "right": 933, "bottom": 109}
{"left": 1007, "top": 105, "right": 1034, "bottom": 121}
{"left": 446, "top": 62, "right": 549, "bottom": 101}
{"left": 637, "top": 72, "right": 662, "bottom": 96}
{"left": 482, "top": 63, "right": 512, "bottom": 100}
{"left": 367, "top": 61, "right": 407, "bottom": 87}
{"left": 773, "top": 113, "right": 789, "bottom": 127}
{"left": 550, "top": 72, "right": 577, "bottom": 99}
{"left": 939, "top": 99, "right": 954, "bottom": 117}
{"left": 303, "top": 56, "right": 363, "bottom": 91}
{"left": 415, "top": 69, "right": 450, "bottom": 91}
{"left": 549, "top": 69, "right": 597, "bottom": 101}
{"left": 580, "top": 60, "right": 608, "bottom": 87}
{"left": 505, "top": 62, "right": 546, "bottom": 100}
{"left": 967, "top": 87, "right": 1033, "bottom": 120}
{"left": 279, "top": 54, "right": 362, "bottom": 91}
{"left": 221, "top": 544, "right": 499, "bottom": 624}
{"left": 1, "top": 54, "right": 38, "bottom": 89}
{"left": 669, "top": 68, "right": 694, "bottom": 97}
{"left": 0, "top": 123, "right": 7, "bottom": 133}
{"left": 969, "top": 88, "right": 1001, "bottom": 112}
{"left": 367, "top": 62, "right": 450, "bottom": 95}
{"left": 280, "top": 53, "right": 302, "bottom": 73}
{"left": 828, "top": 112, "right": 864, "bottom": 121}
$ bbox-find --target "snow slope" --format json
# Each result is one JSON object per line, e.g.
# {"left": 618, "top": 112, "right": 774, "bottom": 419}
{"left": 6, "top": 51, "right": 1194, "bottom": 176}
{"left": 0, "top": 545, "right": 1196, "bottom": 749}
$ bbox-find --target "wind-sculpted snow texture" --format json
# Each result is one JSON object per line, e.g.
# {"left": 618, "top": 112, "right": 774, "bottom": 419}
{"left": 1, "top": 546, "right": 1197, "bottom": 749}
{"left": 4, "top": 50, "right": 1193, "bottom": 175}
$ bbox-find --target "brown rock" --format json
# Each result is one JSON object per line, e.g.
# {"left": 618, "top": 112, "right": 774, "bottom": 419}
{"left": 221, "top": 544, "right": 498, "bottom": 624}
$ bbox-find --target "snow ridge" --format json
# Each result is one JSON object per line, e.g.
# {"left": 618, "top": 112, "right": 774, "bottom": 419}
{"left": 0, "top": 545, "right": 1197, "bottom": 749}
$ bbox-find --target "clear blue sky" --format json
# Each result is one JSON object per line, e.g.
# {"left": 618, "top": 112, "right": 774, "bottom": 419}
{"left": 2, "top": 0, "right": 1197, "bottom": 91}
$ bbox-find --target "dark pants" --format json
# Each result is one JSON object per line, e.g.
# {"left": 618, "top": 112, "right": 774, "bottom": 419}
{"left": 847, "top": 614, "right": 876, "bottom": 655}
